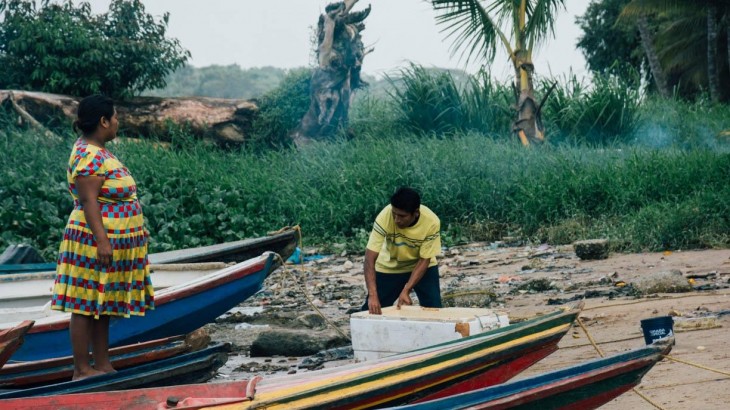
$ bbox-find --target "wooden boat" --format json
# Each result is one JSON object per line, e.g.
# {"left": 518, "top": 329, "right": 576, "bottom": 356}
{"left": 0, "top": 229, "right": 298, "bottom": 309}
{"left": 147, "top": 228, "right": 298, "bottom": 265}
{"left": 0, "top": 262, "right": 232, "bottom": 310}
{"left": 388, "top": 338, "right": 673, "bottom": 410}
{"left": 0, "top": 228, "right": 298, "bottom": 274}
{"left": 0, "top": 305, "right": 581, "bottom": 409}
{"left": 0, "top": 262, "right": 51, "bottom": 275}
{"left": 0, "top": 252, "right": 279, "bottom": 362}
{"left": 0, "top": 330, "right": 210, "bottom": 388}
{"left": 0, "top": 342, "right": 230, "bottom": 399}
{"left": 0, "top": 321, "right": 34, "bottom": 368}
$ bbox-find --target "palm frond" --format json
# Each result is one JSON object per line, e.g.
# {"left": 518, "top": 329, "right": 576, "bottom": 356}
{"left": 525, "top": 0, "right": 567, "bottom": 49}
{"left": 432, "top": 0, "right": 512, "bottom": 64}
{"left": 620, "top": 0, "right": 700, "bottom": 20}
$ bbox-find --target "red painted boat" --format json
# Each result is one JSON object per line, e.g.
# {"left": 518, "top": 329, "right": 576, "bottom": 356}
{"left": 0, "top": 343, "right": 230, "bottom": 400}
{"left": 0, "top": 330, "right": 209, "bottom": 388}
{"left": 0, "top": 305, "right": 581, "bottom": 409}
{"left": 0, "top": 320, "right": 34, "bottom": 368}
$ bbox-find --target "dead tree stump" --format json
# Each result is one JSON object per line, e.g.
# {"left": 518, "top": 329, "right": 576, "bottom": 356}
{"left": 291, "top": 0, "right": 372, "bottom": 146}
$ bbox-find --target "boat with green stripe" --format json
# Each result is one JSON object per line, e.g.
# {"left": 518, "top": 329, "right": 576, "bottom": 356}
{"left": 0, "top": 304, "right": 581, "bottom": 409}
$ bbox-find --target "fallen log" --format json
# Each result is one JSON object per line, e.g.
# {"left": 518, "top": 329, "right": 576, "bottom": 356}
{"left": 0, "top": 90, "right": 258, "bottom": 146}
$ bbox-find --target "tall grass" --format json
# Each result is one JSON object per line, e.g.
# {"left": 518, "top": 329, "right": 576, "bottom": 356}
{"left": 384, "top": 65, "right": 644, "bottom": 145}
{"left": 251, "top": 64, "right": 728, "bottom": 151}
{"left": 386, "top": 65, "right": 512, "bottom": 137}
{"left": 387, "top": 64, "right": 465, "bottom": 135}
{"left": 2, "top": 127, "right": 728, "bottom": 260}
{"left": 635, "top": 96, "right": 730, "bottom": 149}
{"left": 539, "top": 72, "right": 642, "bottom": 145}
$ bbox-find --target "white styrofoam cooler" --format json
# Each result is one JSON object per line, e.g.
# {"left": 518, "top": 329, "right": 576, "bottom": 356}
{"left": 350, "top": 306, "right": 509, "bottom": 361}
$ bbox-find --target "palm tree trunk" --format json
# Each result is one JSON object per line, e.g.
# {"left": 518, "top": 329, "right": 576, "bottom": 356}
{"left": 727, "top": 27, "right": 730, "bottom": 83}
{"left": 511, "top": 0, "right": 544, "bottom": 146}
{"left": 707, "top": 5, "right": 720, "bottom": 102}
{"left": 637, "top": 15, "right": 670, "bottom": 98}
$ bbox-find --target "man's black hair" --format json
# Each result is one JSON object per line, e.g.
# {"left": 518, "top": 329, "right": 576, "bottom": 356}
{"left": 390, "top": 187, "right": 421, "bottom": 213}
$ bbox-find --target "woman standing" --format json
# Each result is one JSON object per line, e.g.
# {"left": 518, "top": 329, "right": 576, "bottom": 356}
{"left": 51, "top": 95, "right": 154, "bottom": 380}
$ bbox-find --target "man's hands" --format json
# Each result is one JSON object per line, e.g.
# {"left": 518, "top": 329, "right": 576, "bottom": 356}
{"left": 397, "top": 289, "right": 413, "bottom": 309}
{"left": 364, "top": 249, "right": 381, "bottom": 314}
{"left": 368, "top": 297, "right": 382, "bottom": 315}
{"left": 368, "top": 290, "right": 411, "bottom": 314}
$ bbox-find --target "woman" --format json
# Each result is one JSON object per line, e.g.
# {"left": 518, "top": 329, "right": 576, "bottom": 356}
{"left": 51, "top": 95, "right": 154, "bottom": 380}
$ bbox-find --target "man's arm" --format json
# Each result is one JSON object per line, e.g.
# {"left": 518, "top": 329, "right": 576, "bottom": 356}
{"left": 397, "top": 257, "right": 431, "bottom": 308}
{"left": 364, "top": 249, "right": 381, "bottom": 314}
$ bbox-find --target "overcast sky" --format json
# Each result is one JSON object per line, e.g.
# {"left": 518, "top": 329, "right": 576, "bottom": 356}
{"left": 92, "top": 0, "right": 589, "bottom": 82}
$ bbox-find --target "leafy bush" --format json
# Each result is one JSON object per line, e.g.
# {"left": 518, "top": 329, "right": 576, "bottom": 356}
{"left": 0, "top": 0, "right": 189, "bottom": 99}
{"left": 249, "top": 68, "right": 312, "bottom": 149}
{"left": 388, "top": 64, "right": 513, "bottom": 137}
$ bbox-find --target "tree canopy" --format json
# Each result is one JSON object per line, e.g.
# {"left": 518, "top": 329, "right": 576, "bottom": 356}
{"left": 0, "top": 0, "right": 190, "bottom": 99}
{"left": 576, "top": 0, "right": 646, "bottom": 87}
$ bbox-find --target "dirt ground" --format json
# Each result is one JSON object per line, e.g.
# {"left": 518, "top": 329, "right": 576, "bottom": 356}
{"left": 207, "top": 243, "right": 730, "bottom": 409}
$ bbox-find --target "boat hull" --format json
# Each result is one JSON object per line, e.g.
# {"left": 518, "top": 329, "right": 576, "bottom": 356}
{"left": 0, "top": 229, "right": 297, "bottom": 309}
{"left": 389, "top": 338, "right": 672, "bottom": 410}
{"left": 0, "top": 343, "right": 230, "bottom": 399}
{"left": 0, "top": 321, "right": 34, "bottom": 368}
{"left": 0, "top": 332, "right": 210, "bottom": 388}
{"left": 2, "top": 253, "right": 277, "bottom": 362}
{"left": 0, "top": 306, "right": 582, "bottom": 410}
{"left": 0, "top": 229, "right": 297, "bottom": 275}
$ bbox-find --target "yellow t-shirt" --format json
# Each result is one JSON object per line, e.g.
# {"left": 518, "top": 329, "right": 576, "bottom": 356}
{"left": 366, "top": 205, "right": 441, "bottom": 274}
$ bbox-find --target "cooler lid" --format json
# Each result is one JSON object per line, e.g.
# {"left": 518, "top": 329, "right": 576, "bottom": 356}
{"left": 351, "top": 305, "right": 505, "bottom": 322}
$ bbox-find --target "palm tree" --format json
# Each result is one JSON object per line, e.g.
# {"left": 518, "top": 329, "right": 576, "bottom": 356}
{"left": 636, "top": 14, "right": 671, "bottom": 98}
{"left": 622, "top": 0, "right": 730, "bottom": 102}
{"left": 431, "top": 0, "right": 567, "bottom": 145}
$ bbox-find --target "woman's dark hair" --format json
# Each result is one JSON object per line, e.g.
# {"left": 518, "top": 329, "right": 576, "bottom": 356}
{"left": 73, "top": 95, "right": 115, "bottom": 134}
{"left": 390, "top": 187, "right": 421, "bottom": 213}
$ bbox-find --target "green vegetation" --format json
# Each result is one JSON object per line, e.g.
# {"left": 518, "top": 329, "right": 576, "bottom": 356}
{"left": 540, "top": 71, "right": 642, "bottom": 145}
{"left": 249, "top": 68, "right": 312, "bottom": 149}
{"left": 576, "top": 0, "right": 647, "bottom": 88}
{"left": 0, "top": 0, "right": 189, "bottom": 98}
{"left": 147, "top": 65, "right": 402, "bottom": 100}
{"left": 387, "top": 65, "right": 511, "bottom": 136}
{"left": 431, "top": 0, "right": 567, "bottom": 144}
{"left": 2, "top": 117, "right": 728, "bottom": 260}
{"left": 1, "top": 39, "right": 729, "bottom": 259}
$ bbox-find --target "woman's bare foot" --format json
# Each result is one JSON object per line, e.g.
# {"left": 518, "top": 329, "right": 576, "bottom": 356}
{"left": 72, "top": 368, "right": 105, "bottom": 381}
{"left": 93, "top": 365, "right": 117, "bottom": 375}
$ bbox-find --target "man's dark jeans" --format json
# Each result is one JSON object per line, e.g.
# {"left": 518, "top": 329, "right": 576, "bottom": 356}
{"left": 361, "top": 265, "right": 442, "bottom": 311}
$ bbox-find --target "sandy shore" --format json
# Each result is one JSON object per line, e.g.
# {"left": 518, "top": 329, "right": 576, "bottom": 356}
{"left": 206, "top": 243, "right": 730, "bottom": 409}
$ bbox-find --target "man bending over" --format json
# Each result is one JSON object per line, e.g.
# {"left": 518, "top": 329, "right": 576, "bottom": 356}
{"left": 362, "top": 187, "right": 442, "bottom": 314}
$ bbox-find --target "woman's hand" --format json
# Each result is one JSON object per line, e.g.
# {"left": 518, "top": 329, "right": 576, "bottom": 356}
{"left": 96, "top": 239, "right": 113, "bottom": 268}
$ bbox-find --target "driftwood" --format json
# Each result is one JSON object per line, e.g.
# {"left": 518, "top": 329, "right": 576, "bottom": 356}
{"left": 292, "top": 0, "right": 372, "bottom": 145}
{"left": 2, "top": 91, "right": 61, "bottom": 140}
{"left": 0, "top": 90, "right": 258, "bottom": 145}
